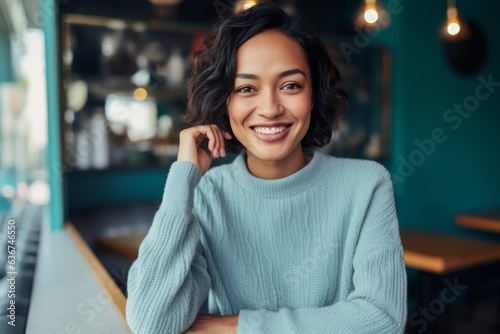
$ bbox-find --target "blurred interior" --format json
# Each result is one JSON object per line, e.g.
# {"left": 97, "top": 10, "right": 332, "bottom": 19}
{"left": 1, "top": 0, "right": 499, "bottom": 333}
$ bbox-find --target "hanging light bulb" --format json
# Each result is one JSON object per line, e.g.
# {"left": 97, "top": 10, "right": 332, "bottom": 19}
{"left": 444, "top": 0, "right": 461, "bottom": 37}
{"left": 364, "top": 0, "right": 379, "bottom": 24}
{"left": 441, "top": 0, "right": 470, "bottom": 41}
{"left": 446, "top": 0, "right": 460, "bottom": 36}
{"left": 355, "top": 0, "right": 391, "bottom": 29}
{"left": 234, "top": 0, "right": 259, "bottom": 13}
{"left": 242, "top": 0, "right": 258, "bottom": 10}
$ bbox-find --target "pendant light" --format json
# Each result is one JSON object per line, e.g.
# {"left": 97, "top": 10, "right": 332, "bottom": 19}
{"left": 364, "top": 0, "right": 379, "bottom": 24}
{"left": 445, "top": 0, "right": 461, "bottom": 36}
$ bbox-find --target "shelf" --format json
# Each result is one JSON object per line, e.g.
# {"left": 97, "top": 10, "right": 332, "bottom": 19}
{"left": 456, "top": 210, "right": 500, "bottom": 234}
{"left": 66, "top": 163, "right": 174, "bottom": 174}
{"left": 65, "top": 153, "right": 238, "bottom": 174}
{"left": 71, "top": 77, "right": 188, "bottom": 102}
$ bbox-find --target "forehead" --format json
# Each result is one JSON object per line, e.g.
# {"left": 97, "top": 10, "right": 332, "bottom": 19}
{"left": 235, "top": 30, "right": 310, "bottom": 74}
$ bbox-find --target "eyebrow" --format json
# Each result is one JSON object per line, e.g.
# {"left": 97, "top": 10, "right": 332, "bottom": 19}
{"left": 235, "top": 68, "right": 306, "bottom": 80}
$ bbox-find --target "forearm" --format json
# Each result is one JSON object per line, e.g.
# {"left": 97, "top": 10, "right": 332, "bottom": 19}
{"left": 238, "top": 245, "right": 407, "bottom": 334}
{"left": 126, "top": 162, "right": 211, "bottom": 333}
{"left": 238, "top": 299, "right": 405, "bottom": 334}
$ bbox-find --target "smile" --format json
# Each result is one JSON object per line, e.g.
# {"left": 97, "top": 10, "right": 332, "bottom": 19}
{"left": 252, "top": 125, "right": 290, "bottom": 135}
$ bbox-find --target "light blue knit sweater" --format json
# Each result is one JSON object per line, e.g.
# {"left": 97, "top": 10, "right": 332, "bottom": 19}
{"left": 126, "top": 150, "right": 407, "bottom": 334}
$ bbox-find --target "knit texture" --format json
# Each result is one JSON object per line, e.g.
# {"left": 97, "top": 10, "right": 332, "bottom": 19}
{"left": 126, "top": 150, "right": 407, "bottom": 334}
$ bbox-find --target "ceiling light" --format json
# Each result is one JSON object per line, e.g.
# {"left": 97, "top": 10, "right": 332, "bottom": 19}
{"left": 364, "top": 0, "right": 379, "bottom": 24}
{"left": 446, "top": 1, "right": 460, "bottom": 36}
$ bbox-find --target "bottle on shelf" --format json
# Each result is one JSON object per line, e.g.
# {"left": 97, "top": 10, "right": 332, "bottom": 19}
{"left": 89, "top": 108, "right": 110, "bottom": 169}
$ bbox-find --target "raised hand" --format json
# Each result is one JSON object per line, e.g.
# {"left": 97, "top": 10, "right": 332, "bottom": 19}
{"left": 177, "top": 125, "right": 232, "bottom": 175}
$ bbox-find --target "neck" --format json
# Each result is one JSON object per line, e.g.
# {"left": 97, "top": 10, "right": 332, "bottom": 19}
{"left": 246, "top": 146, "right": 312, "bottom": 179}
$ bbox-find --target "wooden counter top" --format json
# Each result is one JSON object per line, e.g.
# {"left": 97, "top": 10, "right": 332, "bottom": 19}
{"left": 97, "top": 230, "right": 147, "bottom": 261}
{"left": 97, "top": 229, "right": 500, "bottom": 276}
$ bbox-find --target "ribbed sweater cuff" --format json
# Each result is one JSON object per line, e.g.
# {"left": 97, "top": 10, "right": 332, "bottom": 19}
{"left": 160, "top": 161, "right": 201, "bottom": 215}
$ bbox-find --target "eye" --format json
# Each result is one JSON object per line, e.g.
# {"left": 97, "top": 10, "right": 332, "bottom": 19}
{"left": 281, "top": 83, "right": 301, "bottom": 90}
{"left": 236, "top": 86, "right": 255, "bottom": 93}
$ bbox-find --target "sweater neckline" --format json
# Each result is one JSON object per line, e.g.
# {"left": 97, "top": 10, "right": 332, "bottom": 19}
{"left": 231, "top": 150, "right": 331, "bottom": 198}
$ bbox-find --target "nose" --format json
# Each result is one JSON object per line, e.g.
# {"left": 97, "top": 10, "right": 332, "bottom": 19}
{"left": 257, "top": 89, "right": 284, "bottom": 118}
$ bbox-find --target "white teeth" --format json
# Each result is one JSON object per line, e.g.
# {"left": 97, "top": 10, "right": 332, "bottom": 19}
{"left": 253, "top": 126, "right": 288, "bottom": 135}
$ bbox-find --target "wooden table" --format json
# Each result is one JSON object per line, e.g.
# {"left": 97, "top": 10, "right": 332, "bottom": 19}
{"left": 400, "top": 230, "right": 500, "bottom": 274}
{"left": 401, "top": 230, "right": 500, "bottom": 334}
{"left": 456, "top": 210, "right": 500, "bottom": 233}
{"left": 99, "top": 229, "right": 500, "bottom": 272}
{"left": 97, "top": 230, "right": 147, "bottom": 261}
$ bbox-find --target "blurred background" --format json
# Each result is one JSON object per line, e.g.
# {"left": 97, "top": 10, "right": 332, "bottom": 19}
{"left": 0, "top": 0, "right": 499, "bottom": 333}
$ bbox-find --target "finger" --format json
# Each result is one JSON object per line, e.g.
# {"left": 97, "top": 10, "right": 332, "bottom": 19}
{"left": 222, "top": 132, "right": 232, "bottom": 157}
{"left": 213, "top": 126, "right": 226, "bottom": 158}
{"left": 213, "top": 125, "right": 223, "bottom": 158}
{"left": 215, "top": 127, "right": 226, "bottom": 157}
{"left": 206, "top": 126, "right": 219, "bottom": 158}
{"left": 193, "top": 126, "right": 208, "bottom": 146}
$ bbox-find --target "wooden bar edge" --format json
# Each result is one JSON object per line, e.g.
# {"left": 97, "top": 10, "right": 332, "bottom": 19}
{"left": 65, "top": 223, "right": 132, "bottom": 333}
{"left": 456, "top": 214, "right": 500, "bottom": 233}
{"left": 403, "top": 251, "right": 446, "bottom": 274}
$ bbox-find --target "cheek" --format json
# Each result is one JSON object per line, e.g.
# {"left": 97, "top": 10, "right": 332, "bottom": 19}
{"left": 289, "top": 98, "right": 313, "bottom": 124}
{"left": 227, "top": 106, "right": 245, "bottom": 140}
{"left": 298, "top": 101, "right": 313, "bottom": 135}
{"left": 303, "top": 111, "right": 312, "bottom": 134}
{"left": 228, "top": 99, "right": 252, "bottom": 124}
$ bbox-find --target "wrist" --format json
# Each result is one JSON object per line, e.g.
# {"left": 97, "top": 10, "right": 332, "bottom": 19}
{"left": 225, "top": 314, "right": 239, "bottom": 334}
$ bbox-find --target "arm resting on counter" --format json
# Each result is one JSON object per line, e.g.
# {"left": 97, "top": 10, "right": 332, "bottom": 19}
{"left": 126, "top": 162, "right": 211, "bottom": 334}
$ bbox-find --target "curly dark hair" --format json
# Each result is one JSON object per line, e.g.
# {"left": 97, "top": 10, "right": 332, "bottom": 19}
{"left": 185, "top": 3, "right": 347, "bottom": 151}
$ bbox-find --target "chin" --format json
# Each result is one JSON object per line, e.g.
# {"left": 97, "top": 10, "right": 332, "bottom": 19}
{"left": 246, "top": 145, "right": 297, "bottom": 162}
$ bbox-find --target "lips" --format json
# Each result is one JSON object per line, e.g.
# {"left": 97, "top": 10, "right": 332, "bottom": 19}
{"left": 250, "top": 123, "right": 292, "bottom": 142}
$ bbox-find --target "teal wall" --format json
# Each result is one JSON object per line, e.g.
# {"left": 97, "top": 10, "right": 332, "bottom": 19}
{"left": 374, "top": 0, "right": 500, "bottom": 238}
{"left": 42, "top": 0, "right": 65, "bottom": 230}
{"left": 0, "top": 20, "right": 14, "bottom": 212}
{"left": 0, "top": 30, "right": 14, "bottom": 82}
{"left": 65, "top": 155, "right": 236, "bottom": 214}
{"left": 66, "top": 170, "right": 167, "bottom": 213}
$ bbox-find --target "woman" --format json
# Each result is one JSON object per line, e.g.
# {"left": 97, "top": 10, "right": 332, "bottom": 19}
{"left": 126, "top": 4, "right": 407, "bottom": 334}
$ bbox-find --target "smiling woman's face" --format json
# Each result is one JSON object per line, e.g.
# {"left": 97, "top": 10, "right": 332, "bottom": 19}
{"left": 227, "top": 30, "right": 313, "bottom": 178}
